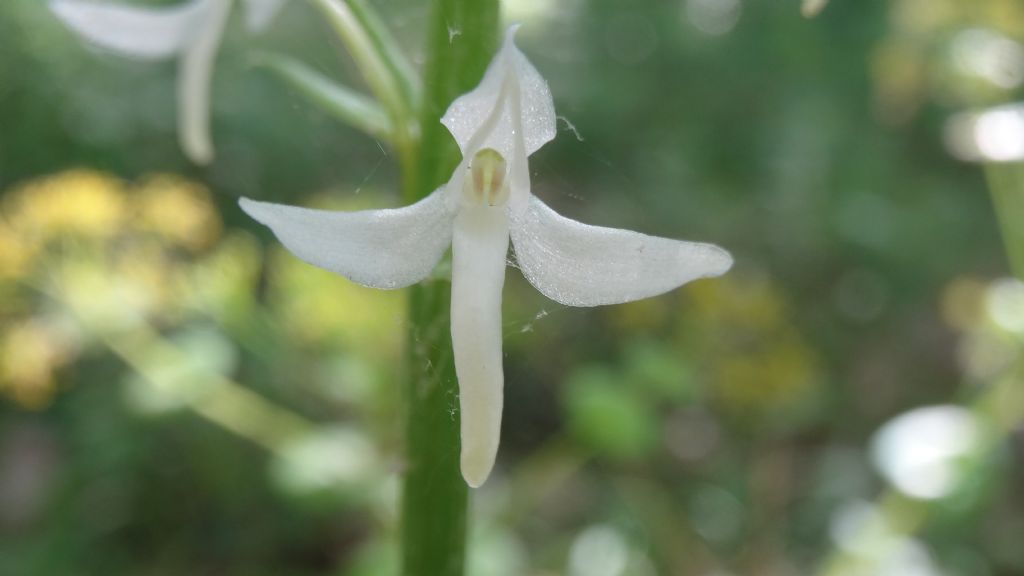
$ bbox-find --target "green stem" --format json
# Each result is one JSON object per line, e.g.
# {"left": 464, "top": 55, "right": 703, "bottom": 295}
{"left": 253, "top": 51, "right": 394, "bottom": 142}
{"left": 308, "top": 0, "right": 405, "bottom": 122}
{"left": 43, "top": 277, "right": 313, "bottom": 451}
{"left": 308, "top": 0, "right": 418, "bottom": 197}
{"left": 344, "top": 0, "right": 421, "bottom": 111}
{"left": 107, "top": 326, "right": 313, "bottom": 452}
{"left": 409, "top": 0, "right": 501, "bottom": 204}
{"left": 402, "top": 283, "right": 466, "bottom": 576}
{"left": 984, "top": 163, "right": 1024, "bottom": 280}
{"left": 400, "top": 2, "right": 499, "bottom": 575}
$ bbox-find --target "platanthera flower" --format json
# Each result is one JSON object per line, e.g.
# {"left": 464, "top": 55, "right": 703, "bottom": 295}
{"left": 240, "top": 28, "right": 733, "bottom": 487}
{"left": 50, "top": 0, "right": 285, "bottom": 164}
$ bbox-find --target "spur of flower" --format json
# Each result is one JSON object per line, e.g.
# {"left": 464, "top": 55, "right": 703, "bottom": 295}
{"left": 50, "top": 0, "right": 286, "bottom": 164}
{"left": 240, "top": 27, "right": 733, "bottom": 488}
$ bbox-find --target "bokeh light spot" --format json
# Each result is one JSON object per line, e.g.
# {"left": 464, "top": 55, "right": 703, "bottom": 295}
{"left": 683, "top": 0, "right": 742, "bottom": 36}
{"left": 871, "top": 405, "right": 980, "bottom": 500}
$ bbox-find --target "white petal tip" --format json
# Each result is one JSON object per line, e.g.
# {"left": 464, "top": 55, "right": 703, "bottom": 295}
{"left": 706, "top": 247, "right": 734, "bottom": 277}
{"left": 187, "top": 147, "right": 214, "bottom": 165}
{"left": 182, "top": 125, "right": 215, "bottom": 165}
{"left": 237, "top": 196, "right": 257, "bottom": 213}
{"left": 238, "top": 197, "right": 275, "bottom": 227}
{"left": 237, "top": 197, "right": 276, "bottom": 226}
{"left": 461, "top": 453, "right": 495, "bottom": 488}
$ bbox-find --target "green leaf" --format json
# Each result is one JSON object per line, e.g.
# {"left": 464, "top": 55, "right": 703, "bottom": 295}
{"left": 253, "top": 51, "right": 393, "bottom": 142}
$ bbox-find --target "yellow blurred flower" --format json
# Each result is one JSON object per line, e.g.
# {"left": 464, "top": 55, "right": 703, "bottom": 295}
{"left": 871, "top": 40, "right": 927, "bottom": 124}
{"left": 684, "top": 274, "right": 823, "bottom": 421}
{"left": 0, "top": 320, "right": 77, "bottom": 410}
{"left": 713, "top": 328, "right": 820, "bottom": 417}
{"left": 941, "top": 276, "right": 988, "bottom": 331}
{"left": 984, "top": 0, "right": 1024, "bottom": 36}
{"left": 687, "top": 272, "right": 786, "bottom": 331}
{"left": 186, "top": 231, "right": 261, "bottom": 318}
{"left": 0, "top": 169, "right": 237, "bottom": 409}
{"left": 5, "top": 169, "right": 126, "bottom": 239}
{"left": 890, "top": 0, "right": 956, "bottom": 36}
{"left": 608, "top": 296, "right": 672, "bottom": 334}
{"left": 0, "top": 219, "right": 36, "bottom": 281}
{"left": 113, "top": 239, "right": 189, "bottom": 321}
{"left": 134, "top": 175, "right": 221, "bottom": 252}
{"left": 268, "top": 247, "right": 404, "bottom": 360}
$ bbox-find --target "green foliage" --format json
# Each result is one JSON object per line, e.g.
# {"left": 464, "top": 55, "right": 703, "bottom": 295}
{"left": 621, "top": 339, "right": 695, "bottom": 403}
{"left": 253, "top": 51, "right": 394, "bottom": 141}
{"left": 565, "top": 365, "right": 658, "bottom": 460}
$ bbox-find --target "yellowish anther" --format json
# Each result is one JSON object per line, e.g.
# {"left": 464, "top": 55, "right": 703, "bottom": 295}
{"left": 464, "top": 148, "right": 509, "bottom": 206}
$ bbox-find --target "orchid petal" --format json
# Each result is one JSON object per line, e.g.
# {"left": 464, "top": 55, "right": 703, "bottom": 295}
{"left": 242, "top": 0, "right": 286, "bottom": 33}
{"left": 49, "top": 0, "right": 207, "bottom": 60}
{"left": 450, "top": 205, "right": 509, "bottom": 488}
{"left": 510, "top": 196, "right": 733, "bottom": 307}
{"left": 441, "top": 27, "right": 556, "bottom": 163}
{"left": 178, "top": 0, "right": 230, "bottom": 164}
{"left": 239, "top": 188, "right": 457, "bottom": 290}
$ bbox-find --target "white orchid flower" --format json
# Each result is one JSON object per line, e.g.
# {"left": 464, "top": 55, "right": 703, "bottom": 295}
{"left": 50, "top": 0, "right": 286, "bottom": 164}
{"left": 240, "top": 28, "right": 733, "bottom": 487}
